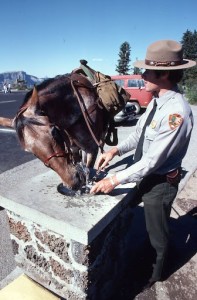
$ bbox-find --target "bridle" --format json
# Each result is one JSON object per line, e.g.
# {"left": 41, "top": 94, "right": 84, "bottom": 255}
{"left": 15, "top": 108, "right": 69, "bottom": 168}
{"left": 44, "top": 151, "right": 67, "bottom": 167}
{"left": 43, "top": 125, "right": 73, "bottom": 168}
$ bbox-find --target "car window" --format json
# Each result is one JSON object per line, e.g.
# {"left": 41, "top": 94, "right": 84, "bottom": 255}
{"left": 128, "top": 79, "right": 145, "bottom": 88}
{"left": 128, "top": 79, "right": 138, "bottom": 87}
{"left": 114, "top": 79, "right": 124, "bottom": 87}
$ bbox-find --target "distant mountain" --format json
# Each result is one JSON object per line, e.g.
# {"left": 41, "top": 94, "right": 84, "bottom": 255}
{"left": 0, "top": 71, "right": 45, "bottom": 87}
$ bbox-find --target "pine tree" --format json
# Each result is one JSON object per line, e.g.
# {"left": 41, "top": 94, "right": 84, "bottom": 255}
{"left": 180, "top": 29, "right": 197, "bottom": 104}
{"left": 133, "top": 66, "right": 142, "bottom": 75}
{"left": 180, "top": 29, "right": 197, "bottom": 83}
{"left": 181, "top": 29, "right": 197, "bottom": 60}
{"left": 116, "top": 42, "right": 131, "bottom": 75}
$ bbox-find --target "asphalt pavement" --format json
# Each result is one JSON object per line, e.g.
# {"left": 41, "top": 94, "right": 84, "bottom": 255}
{"left": 0, "top": 91, "right": 35, "bottom": 173}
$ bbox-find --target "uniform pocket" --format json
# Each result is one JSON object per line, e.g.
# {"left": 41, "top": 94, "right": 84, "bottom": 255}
{"left": 143, "top": 126, "right": 157, "bottom": 153}
{"left": 144, "top": 126, "right": 157, "bottom": 141}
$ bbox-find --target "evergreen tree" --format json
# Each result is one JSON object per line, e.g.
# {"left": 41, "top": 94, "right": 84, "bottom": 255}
{"left": 116, "top": 42, "right": 131, "bottom": 75}
{"left": 133, "top": 66, "right": 142, "bottom": 75}
{"left": 180, "top": 29, "right": 197, "bottom": 104}
{"left": 181, "top": 29, "right": 197, "bottom": 60}
{"left": 180, "top": 29, "right": 197, "bottom": 82}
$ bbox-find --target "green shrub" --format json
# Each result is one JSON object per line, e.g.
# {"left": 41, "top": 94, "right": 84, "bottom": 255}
{"left": 185, "top": 83, "right": 197, "bottom": 105}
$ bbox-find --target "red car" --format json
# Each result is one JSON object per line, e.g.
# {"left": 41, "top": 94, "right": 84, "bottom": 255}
{"left": 111, "top": 74, "right": 153, "bottom": 114}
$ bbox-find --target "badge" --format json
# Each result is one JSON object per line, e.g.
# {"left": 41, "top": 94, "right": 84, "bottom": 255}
{"left": 169, "top": 114, "right": 183, "bottom": 130}
{"left": 150, "top": 120, "right": 157, "bottom": 129}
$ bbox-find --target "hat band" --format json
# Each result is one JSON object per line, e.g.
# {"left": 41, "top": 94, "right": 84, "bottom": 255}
{"left": 145, "top": 59, "right": 182, "bottom": 67}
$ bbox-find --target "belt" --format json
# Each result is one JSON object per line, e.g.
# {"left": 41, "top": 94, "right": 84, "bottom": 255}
{"left": 153, "top": 167, "right": 181, "bottom": 177}
{"left": 138, "top": 168, "right": 181, "bottom": 190}
{"left": 145, "top": 168, "right": 181, "bottom": 185}
{"left": 166, "top": 168, "right": 180, "bottom": 178}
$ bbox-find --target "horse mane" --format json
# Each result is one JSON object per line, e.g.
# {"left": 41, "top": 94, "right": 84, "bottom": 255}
{"left": 22, "top": 74, "right": 71, "bottom": 105}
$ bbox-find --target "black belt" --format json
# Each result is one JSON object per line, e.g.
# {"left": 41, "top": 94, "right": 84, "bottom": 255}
{"left": 148, "top": 168, "right": 181, "bottom": 185}
{"left": 137, "top": 168, "right": 181, "bottom": 191}
{"left": 166, "top": 168, "right": 180, "bottom": 178}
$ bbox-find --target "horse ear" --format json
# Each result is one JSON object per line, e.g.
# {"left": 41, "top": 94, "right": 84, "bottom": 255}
{"left": 0, "top": 117, "right": 14, "bottom": 128}
{"left": 27, "top": 87, "right": 39, "bottom": 111}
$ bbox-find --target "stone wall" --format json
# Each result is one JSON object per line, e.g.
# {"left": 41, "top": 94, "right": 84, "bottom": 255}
{"left": 7, "top": 204, "right": 134, "bottom": 300}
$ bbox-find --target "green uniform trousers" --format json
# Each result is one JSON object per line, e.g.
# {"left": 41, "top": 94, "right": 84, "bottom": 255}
{"left": 137, "top": 174, "right": 178, "bottom": 281}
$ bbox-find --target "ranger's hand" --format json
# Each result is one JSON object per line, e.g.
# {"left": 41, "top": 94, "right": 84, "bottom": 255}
{"left": 96, "top": 147, "right": 119, "bottom": 172}
{"left": 90, "top": 175, "right": 119, "bottom": 194}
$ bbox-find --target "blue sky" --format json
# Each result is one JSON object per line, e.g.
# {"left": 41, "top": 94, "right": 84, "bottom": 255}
{"left": 1, "top": 0, "right": 196, "bottom": 78}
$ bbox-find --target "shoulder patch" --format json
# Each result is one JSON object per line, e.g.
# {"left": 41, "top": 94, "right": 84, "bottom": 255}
{"left": 169, "top": 114, "right": 183, "bottom": 130}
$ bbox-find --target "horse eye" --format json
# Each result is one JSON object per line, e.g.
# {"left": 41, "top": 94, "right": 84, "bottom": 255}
{"left": 51, "top": 127, "right": 64, "bottom": 146}
{"left": 51, "top": 127, "right": 58, "bottom": 136}
{"left": 51, "top": 127, "right": 61, "bottom": 139}
{"left": 36, "top": 109, "right": 46, "bottom": 116}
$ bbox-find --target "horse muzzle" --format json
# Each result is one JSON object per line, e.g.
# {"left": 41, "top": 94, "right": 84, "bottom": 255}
{"left": 57, "top": 162, "right": 87, "bottom": 196}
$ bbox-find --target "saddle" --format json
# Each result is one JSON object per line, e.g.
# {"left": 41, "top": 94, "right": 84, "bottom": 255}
{"left": 72, "top": 60, "right": 130, "bottom": 115}
{"left": 70, "top": 72, "right": 95, "bottom": 90}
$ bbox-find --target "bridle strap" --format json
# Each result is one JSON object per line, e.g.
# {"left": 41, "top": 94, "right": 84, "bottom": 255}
{"left": 44, "top": 151, "right": 66, "bottom": 167}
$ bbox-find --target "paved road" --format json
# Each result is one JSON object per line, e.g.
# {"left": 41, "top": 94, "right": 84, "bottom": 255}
{"left": 0, "top": 91, "right": 25, "bottom": 117}
{"left": 0, "top": 92, "right": 35, "bottom": 173}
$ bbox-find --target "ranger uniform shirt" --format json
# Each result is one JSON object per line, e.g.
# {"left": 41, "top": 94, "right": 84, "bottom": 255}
{"left": 116, "top": 87, "right": 194, "bottom": 184}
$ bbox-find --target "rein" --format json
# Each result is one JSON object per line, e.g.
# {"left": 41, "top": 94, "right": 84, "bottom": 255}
{"left": 70, "top": 76, "right": 104, "bottom": 153}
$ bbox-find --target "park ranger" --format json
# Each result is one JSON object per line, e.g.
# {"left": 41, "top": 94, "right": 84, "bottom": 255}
{"left": 90, "top": 40, "right": 196, "bottom": 288}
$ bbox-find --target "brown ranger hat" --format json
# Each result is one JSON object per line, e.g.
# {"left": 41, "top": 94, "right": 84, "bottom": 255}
{"left": 133, "top": 40, "right": 196, "bottom": 70}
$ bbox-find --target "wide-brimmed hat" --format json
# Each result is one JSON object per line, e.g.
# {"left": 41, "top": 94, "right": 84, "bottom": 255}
{"left": 133, "top": 40, "right": 196, "bottom": 70}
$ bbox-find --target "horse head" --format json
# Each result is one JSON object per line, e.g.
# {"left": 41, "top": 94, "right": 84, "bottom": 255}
{"left": 19, "top": 87, "right": 89, "bottom": 193}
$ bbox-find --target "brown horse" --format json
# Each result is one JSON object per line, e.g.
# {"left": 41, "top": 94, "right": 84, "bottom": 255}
{"left": 0, "top": 73, "right": 109, "bottom": 195}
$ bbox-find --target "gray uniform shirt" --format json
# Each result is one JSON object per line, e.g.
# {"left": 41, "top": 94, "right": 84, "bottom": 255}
{"left": 116, "top": 88, "right": 194, "bottom": 184}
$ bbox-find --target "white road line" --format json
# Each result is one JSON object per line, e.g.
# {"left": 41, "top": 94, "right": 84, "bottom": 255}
{"left": 0, "top": 100, "right": 16, "bottom": 104}
{"left": 0, "top": 128, "right": 15, "bottom": 133}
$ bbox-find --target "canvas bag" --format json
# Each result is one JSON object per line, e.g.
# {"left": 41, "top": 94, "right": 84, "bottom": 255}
{"left": 94, "top": 72, "right": 130, "bottom": 116}
{"left": 78, "top": 60, "right": 130, "bottom": 116}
